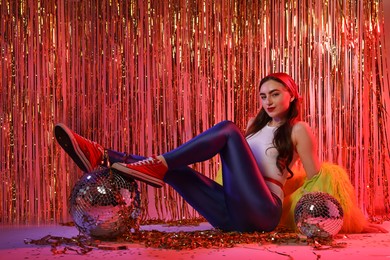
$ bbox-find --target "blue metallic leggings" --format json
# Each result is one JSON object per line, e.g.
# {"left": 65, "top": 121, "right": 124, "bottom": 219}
{"left": 107, "top": 120, "right": 282, "bottom": 232}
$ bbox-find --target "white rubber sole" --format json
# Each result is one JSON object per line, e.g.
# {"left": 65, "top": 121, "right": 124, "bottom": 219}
{"left": 55, "top": 123, "right": 93, "bottom": 172}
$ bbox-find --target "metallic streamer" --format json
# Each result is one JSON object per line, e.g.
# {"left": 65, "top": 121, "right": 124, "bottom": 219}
{"left": 0, "top": 0, "right": 389, "bottom": 225}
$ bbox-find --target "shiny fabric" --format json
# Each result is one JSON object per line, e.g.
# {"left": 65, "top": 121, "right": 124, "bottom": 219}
{"left": 108, "top": 120, "right": 282, "bottom": 232}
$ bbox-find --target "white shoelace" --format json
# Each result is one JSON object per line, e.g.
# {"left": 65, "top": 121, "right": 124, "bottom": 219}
{"left": 131, "top": 157, "right": 158, "bottom": 166}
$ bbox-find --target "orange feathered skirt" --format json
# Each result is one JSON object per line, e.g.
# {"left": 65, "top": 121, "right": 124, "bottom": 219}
{"left": 215, "top": 162, "right": 368, "bottom": 233}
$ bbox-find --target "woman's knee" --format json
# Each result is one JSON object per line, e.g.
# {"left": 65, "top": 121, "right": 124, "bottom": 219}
{"left": 216, "top": 120, "right": 241, "bottom": 135}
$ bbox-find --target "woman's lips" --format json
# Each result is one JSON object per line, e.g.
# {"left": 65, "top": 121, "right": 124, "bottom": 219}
{"left": 267, "top": 107, "right": 275, "bottom": 112}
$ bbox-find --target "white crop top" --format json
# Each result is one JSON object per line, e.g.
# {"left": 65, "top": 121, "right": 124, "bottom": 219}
{"left": 246, "top": 124, "right": 298, "bottom": 200}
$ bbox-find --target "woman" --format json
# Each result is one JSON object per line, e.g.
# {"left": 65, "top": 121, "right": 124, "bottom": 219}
{"left": 55, "top": 73, "right": 385, "bottom": 233}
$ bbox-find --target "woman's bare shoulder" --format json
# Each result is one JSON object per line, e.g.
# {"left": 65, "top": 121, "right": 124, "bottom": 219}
{"left": 292, "top": 121, "right": 313, "bottom": 134}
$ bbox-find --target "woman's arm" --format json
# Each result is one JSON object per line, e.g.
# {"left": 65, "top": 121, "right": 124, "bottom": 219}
{"left": 291, "top": 121, "right": 321, "bottom": 179}
{"left": 292, "top": 122, "right": 388, "bottom": 233}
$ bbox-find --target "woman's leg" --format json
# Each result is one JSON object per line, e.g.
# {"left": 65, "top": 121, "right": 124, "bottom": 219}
{"left": 54, "top": 124, "right": 233, "bottom": 229}
{"left": 56, "top": 122, "right": 281, "bottom": 231}
{"left": 163, "top": 167, "right": 235, "bottom": 230}
{"left": 162, "top": 120, "right": 281, "bottom": 232}
{"left": 107, "top": 151, "right": 234, "bottom": 230}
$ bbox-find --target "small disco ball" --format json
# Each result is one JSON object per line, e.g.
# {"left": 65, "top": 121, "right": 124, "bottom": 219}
{"left": 294, "top": 192, "right": 344, "bottom": 238}
{"left": 69, "top": 167, "right": 141, "bottom": 240}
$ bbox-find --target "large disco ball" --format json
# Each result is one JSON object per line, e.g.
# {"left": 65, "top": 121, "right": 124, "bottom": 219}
{"left": 294, "top": 192, "right": 344, "bottom": 238}
{"left": 69, "top": 167, "right": 141, "bottom": 240}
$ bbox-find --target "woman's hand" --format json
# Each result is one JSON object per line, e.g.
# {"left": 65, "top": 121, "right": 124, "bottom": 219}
{"left": 362, "top": 223, "right": 389, "bottom": 233}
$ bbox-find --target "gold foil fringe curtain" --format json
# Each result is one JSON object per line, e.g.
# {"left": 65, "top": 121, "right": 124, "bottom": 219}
{"left": 0, "top": 0, "right": 389, "bottom": 224}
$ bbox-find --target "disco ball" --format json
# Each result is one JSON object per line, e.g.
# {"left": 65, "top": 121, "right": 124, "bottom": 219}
{"left": 294, "top": 192, "right": 344, "bottom": 238}
{"left": 69, "top": 167, "right": 142, "bottom": 240}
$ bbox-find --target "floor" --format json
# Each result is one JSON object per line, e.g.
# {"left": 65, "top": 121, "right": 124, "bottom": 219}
{"left": 0, "top": 221, "right": 389, "bottom": 260}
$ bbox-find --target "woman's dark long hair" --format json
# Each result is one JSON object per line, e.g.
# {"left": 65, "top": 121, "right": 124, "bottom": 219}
{"left": 245, "top": 74, "right": 301, "bottom": 179}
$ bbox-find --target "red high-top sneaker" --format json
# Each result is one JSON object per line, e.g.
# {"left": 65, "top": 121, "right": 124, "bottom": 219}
{"left": 112, "top": 156, "right": 167, "bottom": 188}
{"left": 55, "top": 123, "right": 105, "bottom": 172}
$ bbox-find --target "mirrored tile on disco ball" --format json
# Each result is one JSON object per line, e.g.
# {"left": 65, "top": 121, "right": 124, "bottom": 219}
{"left": 294, "top": 192, "right": 343, "bottom": 238}
{"left": 69, "top": 167, "right": 141, "bottom": 240}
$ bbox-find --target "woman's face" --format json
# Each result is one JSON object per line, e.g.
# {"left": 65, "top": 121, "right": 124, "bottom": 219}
{"left": 259, "top": 79, "right": 294, "bottom": 121}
